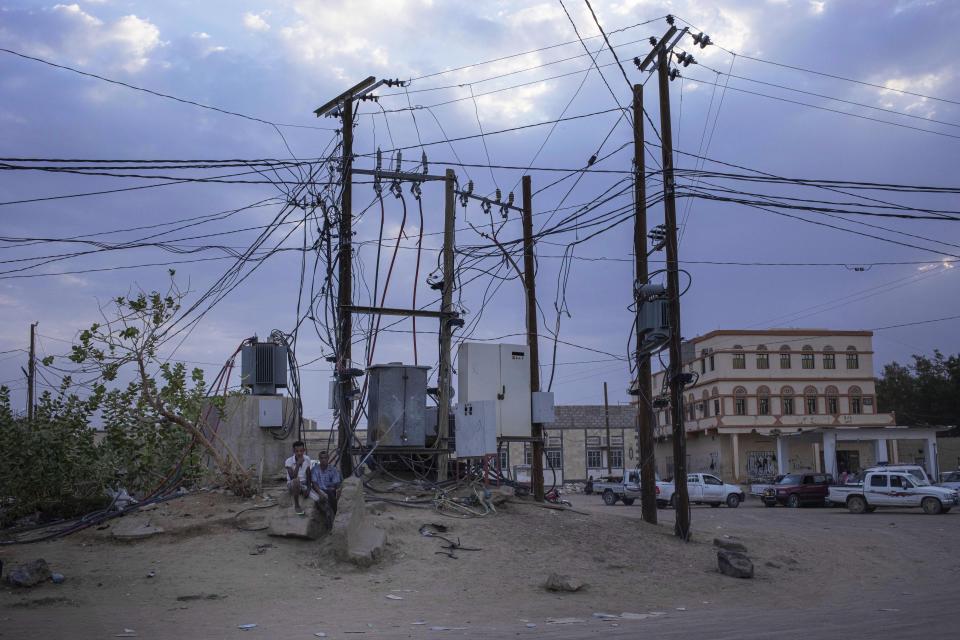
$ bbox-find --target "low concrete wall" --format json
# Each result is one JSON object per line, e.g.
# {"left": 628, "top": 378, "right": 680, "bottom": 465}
{"left": 203, "top": 395, "right": 298, "bottom": 477}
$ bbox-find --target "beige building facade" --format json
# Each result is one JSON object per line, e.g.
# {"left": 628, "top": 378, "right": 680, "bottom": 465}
{"left": 647, "top": 329, "right": 942, "bottom": 483}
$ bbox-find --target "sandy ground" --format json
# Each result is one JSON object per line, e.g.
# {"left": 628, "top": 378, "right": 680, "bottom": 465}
{"left": 2, "top": 484, "right": 959, "bottom": 639}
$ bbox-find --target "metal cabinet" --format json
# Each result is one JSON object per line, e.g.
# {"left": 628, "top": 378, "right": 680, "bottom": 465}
{"left": 457, "top": 343, "right": 531, "bottom": 437}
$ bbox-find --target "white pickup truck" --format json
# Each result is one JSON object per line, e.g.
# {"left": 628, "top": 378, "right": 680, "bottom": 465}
{"left": 593, "top": 469, "right": 671, "bottom": 507}
{"left": 660, "top": 473, "right": 746, "bottom": 509}
{"left": 828, "top": 469, "right": 960, "bottom": 514}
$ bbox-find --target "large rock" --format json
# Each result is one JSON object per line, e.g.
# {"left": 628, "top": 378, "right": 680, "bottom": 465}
{"left": 713, "top": 537, "right": 748, "bottom": 553}
{"left": 545, "top": 573, "right": 587, "bottom": 592}
{"left": 268, "top": 505, "right": 325, "bottom": 540}
{"left": 331, "top": 476, "right": 386, "bottom": 567}
{"left": 717, "top": 550, "right": 754, "bottom": 579}
{"left": 5, "top": 559, "right": 52, "bottom": 587}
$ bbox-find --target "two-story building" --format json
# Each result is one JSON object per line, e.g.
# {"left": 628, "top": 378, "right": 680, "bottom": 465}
{"left": 646, "top": 329, "right": 942, "bottom": 483}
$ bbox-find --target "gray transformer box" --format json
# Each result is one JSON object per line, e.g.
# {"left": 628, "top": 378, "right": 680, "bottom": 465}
{"left": 366, "top": 363, "right": 430, "bottom": 447}
{"left": 240, "top": 342, "right": 288, "bottom": 396}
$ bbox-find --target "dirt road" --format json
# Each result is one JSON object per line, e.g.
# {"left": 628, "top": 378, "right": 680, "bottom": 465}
{"left": 1, "top": 489, "right": 958, "bottom": 639}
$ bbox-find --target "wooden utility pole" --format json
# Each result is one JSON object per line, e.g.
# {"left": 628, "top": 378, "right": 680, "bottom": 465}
{"left": 435, "top": 169, "right": 457, "bottom": 481}
{"left": 521, "top": 175, "right": 545, "bottom": 501}
{"left": 603, "top": 382, "right": 612, "bottom": 475}
{"left": 633, "top": 84, "right": 658, "bottom": 524}
{"left": 337, "top": 97, "right": 355, "bottom": 477}
{"left": 27, "top": 322, "right": 36, "bottom": 421}
{"left": 657, "top": 47, "right": 691, "bottom": 540}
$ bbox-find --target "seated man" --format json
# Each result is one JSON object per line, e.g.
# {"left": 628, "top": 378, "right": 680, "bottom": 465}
{"left": 308, "top": 451, "right": 342, "bottom": 523}
{"left": 285, "top": 440, "right": 312, "bottom": 515}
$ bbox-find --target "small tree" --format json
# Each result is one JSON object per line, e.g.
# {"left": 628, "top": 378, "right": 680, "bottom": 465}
{"left": 69, "top": 276, "right": 253, "bottom": 496}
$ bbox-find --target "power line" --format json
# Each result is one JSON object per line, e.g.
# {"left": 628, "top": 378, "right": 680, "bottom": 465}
{"left": 0, "top": 47, "right": 336, "bottom": 131}
{"left": 673, "top": 14, "right": 960, "bottom": 107}
{"left": 404, "top": 16, "right": 665, "bottom": 83}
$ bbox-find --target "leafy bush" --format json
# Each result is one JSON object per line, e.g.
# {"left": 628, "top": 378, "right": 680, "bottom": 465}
{"left": 0, "top": 383, "right": 110, "bottom": 525}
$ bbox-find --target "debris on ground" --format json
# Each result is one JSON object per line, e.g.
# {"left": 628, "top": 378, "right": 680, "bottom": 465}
{"left": 544, "top": 573, "right": 587, "bottom": 592}
{"left": 238, "top": 623, "right": 257, "bottom": 630}
{"left": 717, "top": 549, "right": 754, "bottom": 579}
{"left": 112, "top": 522, "right": 164, "bottom": 541}
{"left": 114, "top": 628, "right": 137, "bottom": 637}
{"left": 5, "top": 559, "right": 52, "bottom": 587}
{"left": 249, "top": 543, "right": 275, "bottom": 555}
{"left": 176, "top": 593, "right": 225, "bottom": 602}
{"left": 385, "top": 594, "right": 403, "bottom": 600}
{"left": 50, "top": 572, "right": 65, "bottom": 584}
{"left": 713, "top": 537, "right": 748, "bottom": 553}
{"left": 546, "top": 617, "right": 586, "bottom": 624}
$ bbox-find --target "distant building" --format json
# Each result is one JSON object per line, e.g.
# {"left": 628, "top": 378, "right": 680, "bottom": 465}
{"left": 644, "top": 329, "right": 942, "bottom": 482}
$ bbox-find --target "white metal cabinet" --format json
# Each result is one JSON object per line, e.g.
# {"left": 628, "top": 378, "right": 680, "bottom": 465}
{"left": 457, "top": 343, "right": 531, "bottom": 437}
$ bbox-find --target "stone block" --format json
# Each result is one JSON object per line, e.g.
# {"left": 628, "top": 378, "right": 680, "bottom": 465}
{"left": 5, "top": 559, "right": 51, "bottom": 587}
{"left": 544, "top": 573, "right": 586, "bottom": 592}
{"left": 268, "top": 507, "right": 324, "bottom": 540}
{"left": 331, "top": 475, "right": 386, "bottom": 567}
{"left": 717, "top": 550, "right": 754, "bottom": 579}
{"left": 713, "top": 537, "right": 748, "bottom": 553}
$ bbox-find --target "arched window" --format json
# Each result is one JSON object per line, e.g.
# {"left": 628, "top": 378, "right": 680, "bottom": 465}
{"left": 700, "top": 349, "right": 708, "bottom": 374}
{"left": 823, "top": 345, "right": 836, "bottom": 370}
{"left": 780, "top": 345, "right": 792, "bottom": 369}
{"left": 849, "top": 385, "right": 863, "bottom": 414}
{"left": 732, "top": 345, "right": 746, "bottom": 370}
{"left": 757, "top": 385, "right": 771, "bottom": 416}
{"left": 802, "top": 345, "right": 815, "bottom": 370}
{"left": 711, "top": 386, "right": 720, "bottom": 416}
{"left": 846, "top": 346, "right": 859, "bottom": 369}
{"left": 688, "top": 393, "right": 696, "bottom": 421}
{"left": 734, "top": 386, "right": 748, "bottom": 416}
{"left": 804, "top": 385, "right": 818, "bottom": 414}
{"left": 781, "top": 386, "right": 795, "bottom": 415}
{"left": 702, "top": 390, "right": 711, "bottom": 417}
{"left": 825, "top": 386, "right": 839, "bottom": 415}
{"left": 756, "top": 345, "right": 769, "bottom": 369}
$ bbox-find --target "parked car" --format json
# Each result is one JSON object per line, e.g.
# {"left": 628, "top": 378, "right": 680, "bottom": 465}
{"left": 761, "top": 472, "right": 833, "bottom": 508}
{"left": 828, "top": 469, "right": 959, "bottom": 514}
{"left": 660, "top": 473, "right": 745, "bottom": 508}
{"left": 594, "top": 469, "right": 671, "bottom": 507}
{"left": 939, "top": 471, "right": 960, "bottom": 491}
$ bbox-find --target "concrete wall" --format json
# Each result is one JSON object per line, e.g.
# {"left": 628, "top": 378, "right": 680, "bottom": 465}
{"left": 204, "top": 395, "right": 299, "bottom": 478}
{"left": 937, "top": 437, "right": 960, "bottom": 473}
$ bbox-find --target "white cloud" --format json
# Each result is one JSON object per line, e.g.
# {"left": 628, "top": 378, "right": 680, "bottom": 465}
{"left": 243, "top": 11, "right": 271, "bottom": 32}
{"left": 809, "top": 0, "right": 826, "bottom": 13}
{"left": 49, "top": 4, "right": 163, "bottom": 72}
{"left": 877, "top": 71, "right": 948, "bottom": 119}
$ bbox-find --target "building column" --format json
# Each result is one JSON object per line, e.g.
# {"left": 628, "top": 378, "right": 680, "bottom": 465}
{"left": 813, "top": 442, "right": 822, "bottom": 473}
{"left": 775, "top": 436, "right": 787, "bottom": 475}
{"left": 891, "top": 439, "right": 900, "bottom": 464}
{"left": 875, "top": 439, "right": 889, "bottom": 464}
{"left": 925, "top": 436, "right": 939, "bottom": 481}
{"left": 731, "top": 433, "right": 740, "bottom": 482}
{"left": 822, "top": 431, "right": 838, "bottom": 479}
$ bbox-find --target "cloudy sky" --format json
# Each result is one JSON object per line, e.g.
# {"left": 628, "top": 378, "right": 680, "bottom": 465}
{"left": 1, "top": 0, "right": 958, "bottom": 426}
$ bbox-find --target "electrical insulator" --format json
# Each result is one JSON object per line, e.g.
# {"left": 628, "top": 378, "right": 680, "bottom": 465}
{"left": 666, "top": 14, "right": 674, "bottom": 25}
{"left": 507, "top": 192, "right": 514, "bottom": 207}
{"left": 495, "top": 188, "right": 502, "bottom": 203}
{"left": 395, "top": 150, "right": 402, "bottom": 173}
{"left": 421, "top": 151, "right": 428, "bottom": 174}
{"left": 669, "top": 68, "right": 681, "bottom": 82}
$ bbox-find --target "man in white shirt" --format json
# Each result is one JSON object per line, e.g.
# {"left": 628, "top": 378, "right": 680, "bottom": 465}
{"left": 285, "top": 440, "right": 311, "bottom": 515}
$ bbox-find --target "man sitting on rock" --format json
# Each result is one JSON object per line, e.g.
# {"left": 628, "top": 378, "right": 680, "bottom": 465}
{"left": 285, "top": 440, "right": 312, "bottom": 515}
{"left": 308, "top": 451, "right": 342, "bottom": 524}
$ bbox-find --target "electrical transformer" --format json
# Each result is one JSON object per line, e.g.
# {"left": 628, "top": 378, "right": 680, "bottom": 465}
{"left": 240, "top": 341, "right": 288, "bottom": 395}
{"left": 366, "top": 363, "right": 430, "bottom": 447}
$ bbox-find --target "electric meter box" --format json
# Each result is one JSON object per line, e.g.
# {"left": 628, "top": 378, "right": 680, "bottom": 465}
{"left": 454, "top": 400, "right": 497, "bottom": 458}
{"left": 457, "top": 343, "right": 531, "bottom": 437}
